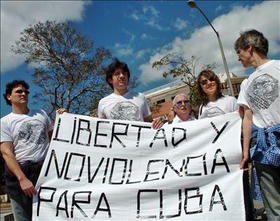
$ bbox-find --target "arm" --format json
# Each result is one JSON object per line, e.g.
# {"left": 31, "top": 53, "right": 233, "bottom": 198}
{"left": 48, "top": 108, "right": 67, "bottom": 140}
{"left": 240, "top": 106, "right": 252, "bottom": 170}
{"left": 238, "top": 106, "right": 244, "bottom": 119}
{"left": 142, "top": 95, "right": 163, "bottom": 129}
{"left": 48, "top": 130, "right": 53, "bottom": 141}
{"left": 0, "top": 142, "right": 36, "bottom": 197}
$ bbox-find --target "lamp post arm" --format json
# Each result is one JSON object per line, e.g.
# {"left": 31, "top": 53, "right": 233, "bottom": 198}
{"left": 216, "top": 35, "right": 235, "bottom": 96}
{"left": 195, "top": 5, "right": 235, "bottom": 96}
{"left": 196, "top": 6, "right": 218, "bottom": 35}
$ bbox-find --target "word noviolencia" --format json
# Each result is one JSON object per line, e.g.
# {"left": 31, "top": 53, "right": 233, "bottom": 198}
{"left": 53, "top": 116, "right": 229, "bottom": 149}
{"left": 43, "top": 148, "right": 229, "bottom": 184}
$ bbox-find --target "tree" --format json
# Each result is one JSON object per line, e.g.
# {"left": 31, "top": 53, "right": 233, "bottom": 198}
{"left": 12, "top": 20, "right": 112, "bottom": 119}
{"left": 152, "top": 53, "right": 216, "bottom": 109}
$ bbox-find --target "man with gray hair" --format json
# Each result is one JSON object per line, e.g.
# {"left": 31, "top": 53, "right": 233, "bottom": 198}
{"left": 235, "top": 29, "right": 280, "bottom": 220}
{"left": 168, "top": 93, "right": 195, "bottom": 124}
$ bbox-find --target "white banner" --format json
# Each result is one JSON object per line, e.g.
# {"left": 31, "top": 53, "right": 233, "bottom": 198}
{"left": 33, "top": 112, "right": 245, "bottom": 220}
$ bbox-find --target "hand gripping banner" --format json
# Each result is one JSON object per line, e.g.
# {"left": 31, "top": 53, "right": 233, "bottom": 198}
{"left": 33, "top": 112, "right": 245, "bottom": 220}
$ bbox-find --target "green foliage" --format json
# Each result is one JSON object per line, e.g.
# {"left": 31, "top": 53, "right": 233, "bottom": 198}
{"left": 12, "top": 20, "right": 112, "bottom": 119}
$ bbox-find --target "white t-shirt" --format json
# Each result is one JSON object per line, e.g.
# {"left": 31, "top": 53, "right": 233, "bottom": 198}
{"left": 172, "top": 115, "right": 196, "bottom": 124}
{"left": 98, "top": 91, "right": 151, "bottom": 121}
{"left": 0, "top": 109, "right": 53, "bottom": 163}
{"left": 198, "top": 95, "right": 238, "bottom": 119}
{"left": 237, "top": 60, "right": 280, "bottom": 128}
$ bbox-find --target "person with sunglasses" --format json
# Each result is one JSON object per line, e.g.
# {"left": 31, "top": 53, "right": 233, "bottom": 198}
{"left": 196, "top": 69, "right": 255, "bottom": 218}
{"left": 0, "top": 80, "right": 53, "bottom": 221}
{"left": 197, "top": 69, "right": 237, "bottom": 119}
{"left": 168, "top": 93, "right": 195, "bottom": 124}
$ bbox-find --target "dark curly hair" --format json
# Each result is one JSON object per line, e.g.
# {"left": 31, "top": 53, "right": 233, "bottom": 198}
{"left": 105, "top": 58, "right": 130, "bottom": 89}
{"left": 234, "top": 29, "right": 268, "bottom": 56}
{"left": 197, "top": 70, "right": 223, "bottom": 106}
{"left": 3, "top": 80, "right": 29, "bottom": 106}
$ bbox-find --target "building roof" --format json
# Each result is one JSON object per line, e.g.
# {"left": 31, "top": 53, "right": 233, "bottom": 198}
{"left": 144, "top": 79, "right": 185, "bottom": 97}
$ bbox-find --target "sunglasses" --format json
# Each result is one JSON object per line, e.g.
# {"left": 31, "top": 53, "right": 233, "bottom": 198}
{"left": 200, "top": 76, "right": 215, "bottom": 86}
{"left": 176, "top": 99, "right": 190, "bottom": 107}
{"left": 15, "top": 89, "right": 30, "bottom": 95}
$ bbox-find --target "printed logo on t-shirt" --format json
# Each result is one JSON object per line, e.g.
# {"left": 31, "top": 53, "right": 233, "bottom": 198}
{"left": 248, "top": 74, "right": 278, "bottom": 110}
{"left": 201, "top": 107, "right": 225, "bottom": 118}
{"left": 18, "top": 119, "right": 47, "bottom": 151}
{"left": 110, "top": 101, "right": 140, "bottom": 121}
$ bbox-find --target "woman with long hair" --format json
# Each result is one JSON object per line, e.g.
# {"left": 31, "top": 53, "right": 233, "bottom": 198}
{"left": 197, "top": 69, "right": 237, "bottom": 119}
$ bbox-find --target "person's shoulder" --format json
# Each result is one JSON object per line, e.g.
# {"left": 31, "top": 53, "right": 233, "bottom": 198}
{"left": 270, "top": 60, "right": 280, "bottom": 69}
{"left": 224, "top": 95, "right": 237, "bottom": 102}
{"left": 269, "top": 59, "right": 279, "bottom": 65}
{"left": 99, "top": 93, "right": 115, "bottom": 102}
{"left": 239, "top": 78, "right": 248, "bottom": 89}
{"left": 30, "top": 109, "right": 43, "bottom": 115}
{"left": 126, "top": 91, "right": 146, "bottom": 99}
{"left": 38, "top": 109, "right": 49, "bottom": 116}
{"left": 28, "top": 109, "right": 49, "bottom": 118}
{"left": 1, "top": 112, "right": 13, "bottom": 122}
{"left": 135, "top": 91, "right": 146, "bottom": 99}
{"left": 34, "top": 109, "right": 44, "bottom": 113}
{"left": 128, "top": 91, "right": 141, "bottom": 96}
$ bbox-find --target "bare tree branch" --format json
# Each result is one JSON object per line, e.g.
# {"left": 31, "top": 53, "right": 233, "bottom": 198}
{"left": 12, "top": 20, "right": 112, "bottom": 119}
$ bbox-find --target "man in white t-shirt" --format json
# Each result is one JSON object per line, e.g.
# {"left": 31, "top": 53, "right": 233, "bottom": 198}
{"left": 235, "top": 29, "right": 280, "bottom": 220}
{"left": 98, "top": 58, "right": 162, "bottom": 128}
{"left": 0, "top": 80, "right": 53, "bottom": 221}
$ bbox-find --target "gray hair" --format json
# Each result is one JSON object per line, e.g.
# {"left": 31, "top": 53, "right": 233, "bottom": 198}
{"left": 234, "top": 29, "right": 268, "bottom": 56}
{"left": 172, "top": 93, "right": 189, "bottom": 105}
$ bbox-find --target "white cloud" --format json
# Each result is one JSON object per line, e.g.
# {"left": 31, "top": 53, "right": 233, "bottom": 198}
{"left": 146, "top": 19, "right": 168, "bottom": 31}
{"left": 1, "top": 1, "right": 89, "bottom": 73}
{"left": 122, "top": 29, "right": 136, "bottom": 43}
{"left": 174, "top": 18, "right": 188, "bottom": 31}
{"left": 141, "top": 33, "right": 148, "bottom": 40}
{"left": 143, "top": 6, "right": 159, "bottom": 17}
{"left": 131, "top": 11, "right": 140, "bottom": 21}
{"left": 215, "top": 5, "right": 224, "bottom": 13}
{"left": 139, "top": 46, "right": 173, "bottom": 83}
{"left": 140, "top": 33, "right": 155, "bottom": 41}
{"left": 129, "top": 5, "right": 168, "bottom": 31}
{"left": 139, "top": 1, "right": 280, "bottom": 84}
{"left": 136, "top": 48, "right": 152, "bottom": 59}
{"left": 114, "top": 43, "right": 134, "bottom": 57}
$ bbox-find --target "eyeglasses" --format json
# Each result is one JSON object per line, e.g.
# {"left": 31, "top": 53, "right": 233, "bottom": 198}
{"left": 15, "top": 89, "right": 29, "bottom": 95}
{"left": 200, "top": 76, "right": 215, "bottom": 86}
{"left": 176, "top": 99, "right": 190, "bottom": 107}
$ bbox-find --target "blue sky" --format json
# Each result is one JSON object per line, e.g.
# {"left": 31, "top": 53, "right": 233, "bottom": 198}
{"left": 1, "top": 0, "right": 280, "bottom": 117}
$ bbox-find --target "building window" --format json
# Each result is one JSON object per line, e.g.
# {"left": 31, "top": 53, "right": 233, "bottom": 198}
{"left": 156, "top": 98, "right": 165, "bottom": 104}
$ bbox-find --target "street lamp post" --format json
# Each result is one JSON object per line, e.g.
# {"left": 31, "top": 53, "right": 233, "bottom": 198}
{"left": 187, "top": 0, "right": 235, "bottom": 96}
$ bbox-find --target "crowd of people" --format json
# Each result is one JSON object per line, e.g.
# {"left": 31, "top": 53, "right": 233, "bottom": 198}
{"left": 1, "top": 29, "right": 279, "bottom": 221}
